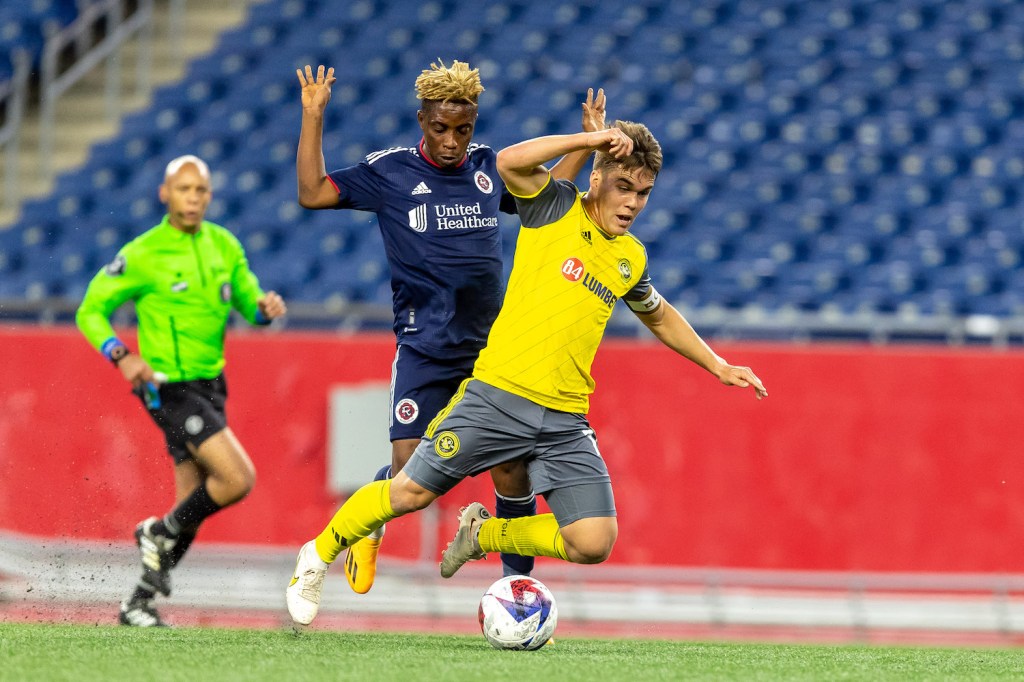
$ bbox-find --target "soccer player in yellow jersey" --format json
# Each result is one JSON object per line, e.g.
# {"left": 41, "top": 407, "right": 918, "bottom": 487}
{"left": 286, "top": 115, "right": 768, "bottom": 627}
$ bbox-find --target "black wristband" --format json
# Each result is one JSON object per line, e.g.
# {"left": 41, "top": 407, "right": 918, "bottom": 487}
{"left": 109, "top": 344, "right": 131, "bottom": 365}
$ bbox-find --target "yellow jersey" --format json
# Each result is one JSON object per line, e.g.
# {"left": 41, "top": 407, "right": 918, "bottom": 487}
{"left": 473, "top": 177, "right": 656, "bottom": 413}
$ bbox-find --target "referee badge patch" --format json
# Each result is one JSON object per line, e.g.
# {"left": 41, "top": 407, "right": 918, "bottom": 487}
{"left": 105, "top": 254, "right": 126, "bottom": 276}
{"left": 434, "top": 431, "right": 460, "bottom": 458}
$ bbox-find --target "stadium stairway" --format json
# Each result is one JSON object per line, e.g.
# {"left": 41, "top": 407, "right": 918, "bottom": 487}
{"left": 2, "top": 0, "right": 260, "bottom": 226}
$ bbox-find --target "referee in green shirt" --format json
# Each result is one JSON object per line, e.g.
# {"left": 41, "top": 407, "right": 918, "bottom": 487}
{"left": 77, "top": 154, "right": 286, "bottom": 626}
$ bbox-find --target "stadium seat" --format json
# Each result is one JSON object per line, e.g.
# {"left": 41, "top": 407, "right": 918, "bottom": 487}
{"left": 9, "top": 0, "right": 1024, "bottom": 328}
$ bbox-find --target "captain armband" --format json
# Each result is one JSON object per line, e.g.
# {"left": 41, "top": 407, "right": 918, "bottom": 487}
{"left": 625, "top": 285, "right": 663, "bottom": 314}
{"left": 101, "top": 337, "right": 131, "bottom": 365}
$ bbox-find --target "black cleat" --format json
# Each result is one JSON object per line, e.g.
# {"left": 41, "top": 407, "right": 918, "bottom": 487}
{"left": 134, "top": 517, "right": 176, "bottom": 597}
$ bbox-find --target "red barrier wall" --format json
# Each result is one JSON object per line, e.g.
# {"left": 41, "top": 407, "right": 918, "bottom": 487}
{"left": 2, "top": 324, "right": 1023, "bottom": 573}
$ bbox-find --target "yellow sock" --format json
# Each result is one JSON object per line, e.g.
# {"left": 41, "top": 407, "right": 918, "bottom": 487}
{"left": 477, "top": 513, "right": 568, "bottom": 561}
{"left": 313, "top": 480, "right": 394, "bottom": 564}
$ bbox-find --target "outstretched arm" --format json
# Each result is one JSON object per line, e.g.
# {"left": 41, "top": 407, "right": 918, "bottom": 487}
{"left": 296, "top": 65, "right": 341, "bottom": 209}
{"left": 636, "top": 302, "right": 768, "bottom": 400}
{"left": 549, "top": 88, "right": 606, "bottom": 183}
{"left": 496, "top": 127, "right": 633, "bottom": 197}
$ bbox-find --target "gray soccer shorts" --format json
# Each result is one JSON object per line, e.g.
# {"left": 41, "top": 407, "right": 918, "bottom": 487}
{"left": 403, "top": 379, "right": 616, "bottom": 525}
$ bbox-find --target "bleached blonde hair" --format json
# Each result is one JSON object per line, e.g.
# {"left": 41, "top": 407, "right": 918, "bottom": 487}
{"left": 414, "top": 59, "right": 484, "bottom": 105}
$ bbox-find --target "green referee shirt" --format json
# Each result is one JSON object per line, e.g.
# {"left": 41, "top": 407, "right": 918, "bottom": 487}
{"left": 76, "top": 215, "right": 268, "bottom": 381}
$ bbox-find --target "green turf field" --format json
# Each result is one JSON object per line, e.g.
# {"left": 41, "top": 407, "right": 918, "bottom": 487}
{"left": 2, "top": 623, "right": 1023, "bottom": 681}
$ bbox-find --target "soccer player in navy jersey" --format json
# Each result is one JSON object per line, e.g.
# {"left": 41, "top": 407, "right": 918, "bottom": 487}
{"left": 291, "top": 61, "right": 604, "bottom": 597}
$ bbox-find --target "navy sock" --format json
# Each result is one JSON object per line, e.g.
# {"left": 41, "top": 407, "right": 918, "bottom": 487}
{"left": 494, "top": 492, "right": 537, "bottom": 576}
{"left": 373, "top": 464, "right": 392, "bottom": 482}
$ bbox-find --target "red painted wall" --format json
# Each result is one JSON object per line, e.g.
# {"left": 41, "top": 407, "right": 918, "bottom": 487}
{"left": 2, "top": 325, "right": 1022, "bottom": 573}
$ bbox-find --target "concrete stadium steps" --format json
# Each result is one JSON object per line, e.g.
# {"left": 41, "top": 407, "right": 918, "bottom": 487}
{"left": 2, "top": 0, "right": 260, "bottom": 226}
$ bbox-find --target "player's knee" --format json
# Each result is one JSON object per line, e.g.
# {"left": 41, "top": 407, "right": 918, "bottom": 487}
{"left": 562, "top": 519, "right": 617, "bottom": 564}
{"left": 236, "top": 465, "right": 256, "bottom": 498}
{"left": 565, "top": 535, "right": 615, "bottom": 564}
{"left": 218, "top": 461, "right": 256, "bottom": 504}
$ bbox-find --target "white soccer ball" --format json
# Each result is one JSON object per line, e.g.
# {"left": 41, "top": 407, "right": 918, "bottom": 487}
{"left": 478, "top": 575, "right": 558, "bottom": 650}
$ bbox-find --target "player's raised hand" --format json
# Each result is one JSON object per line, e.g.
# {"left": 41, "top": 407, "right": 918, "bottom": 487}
{"left": 589, "top": 127, "right": 633, "bottom": 158}
{"left": 717, "top": 364, "right": 768, "bottom": 400}
{"left": 581, "top": 87, "right": 606, "bottom": 133}
{"left": 297, "top": 65, "right": 336, "bottom": 113}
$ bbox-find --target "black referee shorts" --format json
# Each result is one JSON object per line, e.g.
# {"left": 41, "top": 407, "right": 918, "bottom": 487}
{"left": 143, "top": 375, "right": 229, "bottom": 464}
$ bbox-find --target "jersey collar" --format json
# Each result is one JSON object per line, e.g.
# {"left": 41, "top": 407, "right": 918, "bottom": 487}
{"left": 418, "top": 139, "right": 467, "bottom": 170}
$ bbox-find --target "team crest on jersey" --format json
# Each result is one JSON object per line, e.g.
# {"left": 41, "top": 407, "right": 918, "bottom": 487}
{"left": 434, "top": 431, "right": 460, "bottom": 458}
{"left": 220, "top": 282, "right": 232, "bottom": 302}
{"left": 618, "top": 259, "right": 633, "bottom": 282}
{"left": 474, "top": 170, "right": 494, "bottom": 194}
{"left": 105, "top": 254, "right": 126, "bottom": 276}
{"left": 561, "top": 257, "right": 585, "bottom": 282}
{"left": 395, "top": 398, "right": 419, "bottom": 425}
{"left": 408, "top": 205, "right": 429, "bottom": 232}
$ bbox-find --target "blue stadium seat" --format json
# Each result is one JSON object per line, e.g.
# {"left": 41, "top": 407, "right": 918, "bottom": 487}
{"left": 11, "top": 0, "right": 1024, "bottom": 324}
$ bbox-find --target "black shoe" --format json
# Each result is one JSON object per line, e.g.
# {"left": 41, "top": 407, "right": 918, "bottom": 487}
{"left": 118, "top": 598, "right": 168, "bottom": 627}
{"left": 135, "top": 517, "right": 176, "bottom": 597}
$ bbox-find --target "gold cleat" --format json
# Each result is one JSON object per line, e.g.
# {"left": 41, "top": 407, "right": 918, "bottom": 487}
{"left": 344, "top": 536, "right": 382, "bottom": 594}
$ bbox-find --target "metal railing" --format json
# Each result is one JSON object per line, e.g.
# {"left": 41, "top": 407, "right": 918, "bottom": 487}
{"left": 38, "top": 0, "right": 156, "bottom": 181}
{"left": 0, "top": 50, "right": 31, "bottom": 214}
{"left": 4, "top": 295, "right": 1024, "bottom": 347}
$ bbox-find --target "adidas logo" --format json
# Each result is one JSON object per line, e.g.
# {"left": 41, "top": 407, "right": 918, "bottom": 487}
{"left": 411, "top": 182, "right": 432, "bottom": 195}
{"left": 581, "top": 230, "right": 592, "bottom": 244}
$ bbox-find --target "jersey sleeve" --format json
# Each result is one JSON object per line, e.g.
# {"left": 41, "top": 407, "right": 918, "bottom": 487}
{"left": 75, "top": 246, "right": 148, "bottom": 350}
{"left": 513, "top": 177, "right": 579, "bottom": 228}
{"left": 226, "top": 233, "right": 267, "bottom": 325}
{"left": 327, "top": 161, "right": 382, "bottom": 212}
{"left": 622, "top": 262, "right": 663, "bottom": 314}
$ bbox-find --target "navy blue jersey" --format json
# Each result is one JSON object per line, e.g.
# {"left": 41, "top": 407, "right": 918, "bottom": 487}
{"left": 327, "top": 141, "right": 514, "bottom": 359}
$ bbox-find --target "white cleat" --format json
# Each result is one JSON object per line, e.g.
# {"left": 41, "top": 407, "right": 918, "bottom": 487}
{"left": 286, "top": 540, "right": 328, "bottom": 627}
{"left": 440, "top": 502, "right": 490, "bottom": 578}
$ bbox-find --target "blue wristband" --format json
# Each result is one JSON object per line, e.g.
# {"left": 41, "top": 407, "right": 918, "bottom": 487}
{"left": 254, "top": 309, "right": 269, "bottom": 325}
{"left": 100, "top": 337, "right": 129, "bottom": 363}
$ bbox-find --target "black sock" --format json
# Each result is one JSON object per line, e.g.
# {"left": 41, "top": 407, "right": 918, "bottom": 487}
{"left": 494, "top": 492, "right": 538, "bottom": 576}
{"left": 152, "top": 484, "right": 222, "bottom": 538}
{"left": 168, "top": 528, "right": 197, "bottom": 568}
{"left": 130, "top": 582, "right": 157, "bottom": 603}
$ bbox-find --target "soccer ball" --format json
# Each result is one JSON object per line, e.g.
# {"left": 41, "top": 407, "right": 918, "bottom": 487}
{"left": 478, "top": 575, "right": 558, "bottom": 650}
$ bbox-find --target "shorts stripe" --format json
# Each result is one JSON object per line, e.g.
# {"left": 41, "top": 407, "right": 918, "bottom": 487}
{"left": 388, "top": 346, "right": 401, "bottom": 429}
{"left": 424, "top": 377, "right": 472, "bottom": 438}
